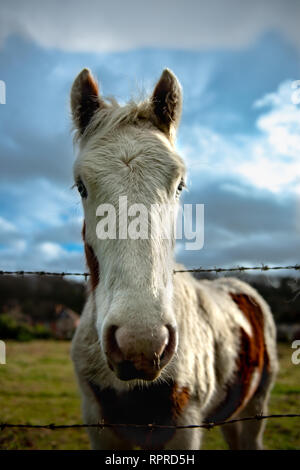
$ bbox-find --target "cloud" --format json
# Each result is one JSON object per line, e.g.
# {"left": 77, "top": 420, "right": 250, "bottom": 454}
{"left": 0, "top": 238, "right": 85, "bottom": 272}
{"left": 0, "top": 216, "right": 19, "bottom": 244}
{"left": 239, "top": 81, "right": 300, "bottom": 193}
{"left": 255, "top": 81, "right": 300, "bottom": 158}
{"left": 0, "top": 216, "right": 16, "bottom": 234}
{"left": 178, "top": 229, "right": 300, "bottom": 269}
{"left": 182, "top": 80, "right": 300, "bottom": 195}
{"left": 177, "top": 175, "right": 298, "bottom": 267}
{"left": 0, "top": 177, "right": 84, "bottom": 273}
{"left": 0, "top": 0, "right": 300, "bottom": 52}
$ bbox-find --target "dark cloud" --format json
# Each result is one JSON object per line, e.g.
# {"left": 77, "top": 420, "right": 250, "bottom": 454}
{"left": 177, "top": 175, "right": 300, "bottom": 268}
{"left": 1, "top": 0, "right": 300, "bottom": 52}
{"left": 184, "top": 176, "right": 296, "bottom": 236}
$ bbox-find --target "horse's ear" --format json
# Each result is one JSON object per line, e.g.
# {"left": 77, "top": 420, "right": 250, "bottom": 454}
{"left": 150, "top": 69, "right": 182, "bottom": 139}
{"left": 71, "top": 68, "right": 105, "bottom": 136}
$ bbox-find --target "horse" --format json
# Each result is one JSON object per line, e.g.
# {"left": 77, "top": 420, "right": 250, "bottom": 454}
{"left": 70, "top": 68, "right": 278, "bottom": 450}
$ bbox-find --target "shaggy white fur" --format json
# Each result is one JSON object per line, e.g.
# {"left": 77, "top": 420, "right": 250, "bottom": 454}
{"left": 70, "top": 68, "right": 278, "bottom": 450}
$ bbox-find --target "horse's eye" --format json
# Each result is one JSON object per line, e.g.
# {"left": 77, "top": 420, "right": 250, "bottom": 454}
{"left": 77, "top": 180, "right": 87, "bottom": 198}
{"left": 176, "top": 179, "right": 185, "bottom": 195}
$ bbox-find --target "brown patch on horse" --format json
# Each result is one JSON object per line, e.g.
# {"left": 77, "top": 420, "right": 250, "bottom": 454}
{"left": 171, "top": 384, "right": 190, "bottom": 419}
{"left": 88, "top": 381, "right": 190, "bottom": 449}
{"left": 231, "top": 293, "right": 266, "bottom": 402}
{"left": 206, "top": 293, "right": 269, "bottom": 423}
{"left": 82, "top": 222, "right": 99, "bottom": 290}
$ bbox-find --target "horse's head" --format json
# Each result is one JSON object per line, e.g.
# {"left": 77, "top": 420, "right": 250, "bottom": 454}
{"left": 71, "top": 68, "right": 185, "bottom": 382}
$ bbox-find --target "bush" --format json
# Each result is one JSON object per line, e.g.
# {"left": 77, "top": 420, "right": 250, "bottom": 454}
{"left": 33, "top": 323, "right": 52, "bottom": 339}
{"left": 0, "top": 314, "right": 52, "bottom": 341}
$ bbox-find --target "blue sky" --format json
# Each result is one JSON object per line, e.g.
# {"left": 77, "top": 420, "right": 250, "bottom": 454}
{"left": 0, "top": 0, "right": 300, "bottom": 274}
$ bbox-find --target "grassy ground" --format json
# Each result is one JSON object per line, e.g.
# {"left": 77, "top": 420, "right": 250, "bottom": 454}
{"left": 0, "top": 341, "right": 299, "bottom": 450}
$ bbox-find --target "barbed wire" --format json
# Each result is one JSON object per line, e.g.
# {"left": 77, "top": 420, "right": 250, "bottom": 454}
{"left": 1, "top": 413, "right": 300, "bottom": 432}
{"left": 174, "top": 264, "right": 300, "bottom": 274}
{"left": 0, "top": 270, "right": 90, "bottom": 278}
{"left": 0, "top": 264, "right": 299, "bottom": 278}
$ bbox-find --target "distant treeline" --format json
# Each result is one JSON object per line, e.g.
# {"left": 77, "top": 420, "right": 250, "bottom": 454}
{"left": 0, "top": 273, "right": 299, "bottom": 324}
{"left": 251, "top": 276, "right": 300, "bottom": 324}
{"left": 0, "top": 275, "right": 85, "bottom": 323}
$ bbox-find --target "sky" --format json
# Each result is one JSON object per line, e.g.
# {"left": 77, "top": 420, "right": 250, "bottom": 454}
{"left": 0, "top": 0, "right": 300, "bottom": 276}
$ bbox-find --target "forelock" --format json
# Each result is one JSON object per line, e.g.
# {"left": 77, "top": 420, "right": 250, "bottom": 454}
{"left": 75, "top": 98, "right": 153, "bottom": 145}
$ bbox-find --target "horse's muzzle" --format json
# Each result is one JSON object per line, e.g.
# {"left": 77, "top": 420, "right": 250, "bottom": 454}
{"left": 104, "top": 324, "right": 177, "bottom": 381}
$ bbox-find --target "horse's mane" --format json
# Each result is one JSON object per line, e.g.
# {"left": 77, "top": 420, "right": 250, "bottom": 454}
{"left": 74, "top": 97, "right": 153, "bottom": 145}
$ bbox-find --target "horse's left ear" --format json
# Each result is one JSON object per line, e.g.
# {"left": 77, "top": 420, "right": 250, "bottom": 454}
{"left": 71, "top": 68, "right": 106, "bottom": 136}
{"left": 150, "top": 69, "right": 182, "bottom": 139}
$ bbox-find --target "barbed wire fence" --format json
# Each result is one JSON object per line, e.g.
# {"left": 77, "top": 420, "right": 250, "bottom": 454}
{"left": 1, "top": 413, "right": 300, "bottom": 433}
{"left": 1, "top": 263, "right": 299, "bottom": 435}
{"left": 0, "top": 263, "right": 299, "bottom": 278}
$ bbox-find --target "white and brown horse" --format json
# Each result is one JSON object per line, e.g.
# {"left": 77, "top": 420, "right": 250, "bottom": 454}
{"left": 70, "top": 68, "right": 278, "bottom": 450}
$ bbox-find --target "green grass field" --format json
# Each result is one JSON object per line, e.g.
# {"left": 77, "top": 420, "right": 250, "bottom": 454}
{"left": 0, "top": 341, "right": 299, "bottom": 450}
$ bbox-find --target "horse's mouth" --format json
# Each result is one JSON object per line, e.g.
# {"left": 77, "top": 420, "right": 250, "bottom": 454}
{"left": 108, "top": 359, "right": 161, "bottom": 382}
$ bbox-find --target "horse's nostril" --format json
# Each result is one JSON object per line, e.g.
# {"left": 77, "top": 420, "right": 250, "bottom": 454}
{"left": 160, "top": 347, "right": 167, "bottom": 361}
{"left": 159, "top": 324, "right": 177, "bottom": 366}
{"left": 155, "top": 325, "right": 169, "bottom": 358}
{"left": 105, "top": 325, "right": 123, "bottom": 364}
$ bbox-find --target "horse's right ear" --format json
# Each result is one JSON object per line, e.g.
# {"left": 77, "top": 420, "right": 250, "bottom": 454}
{"left": 71, "top": 68, "right": 105, "bottom": 136}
